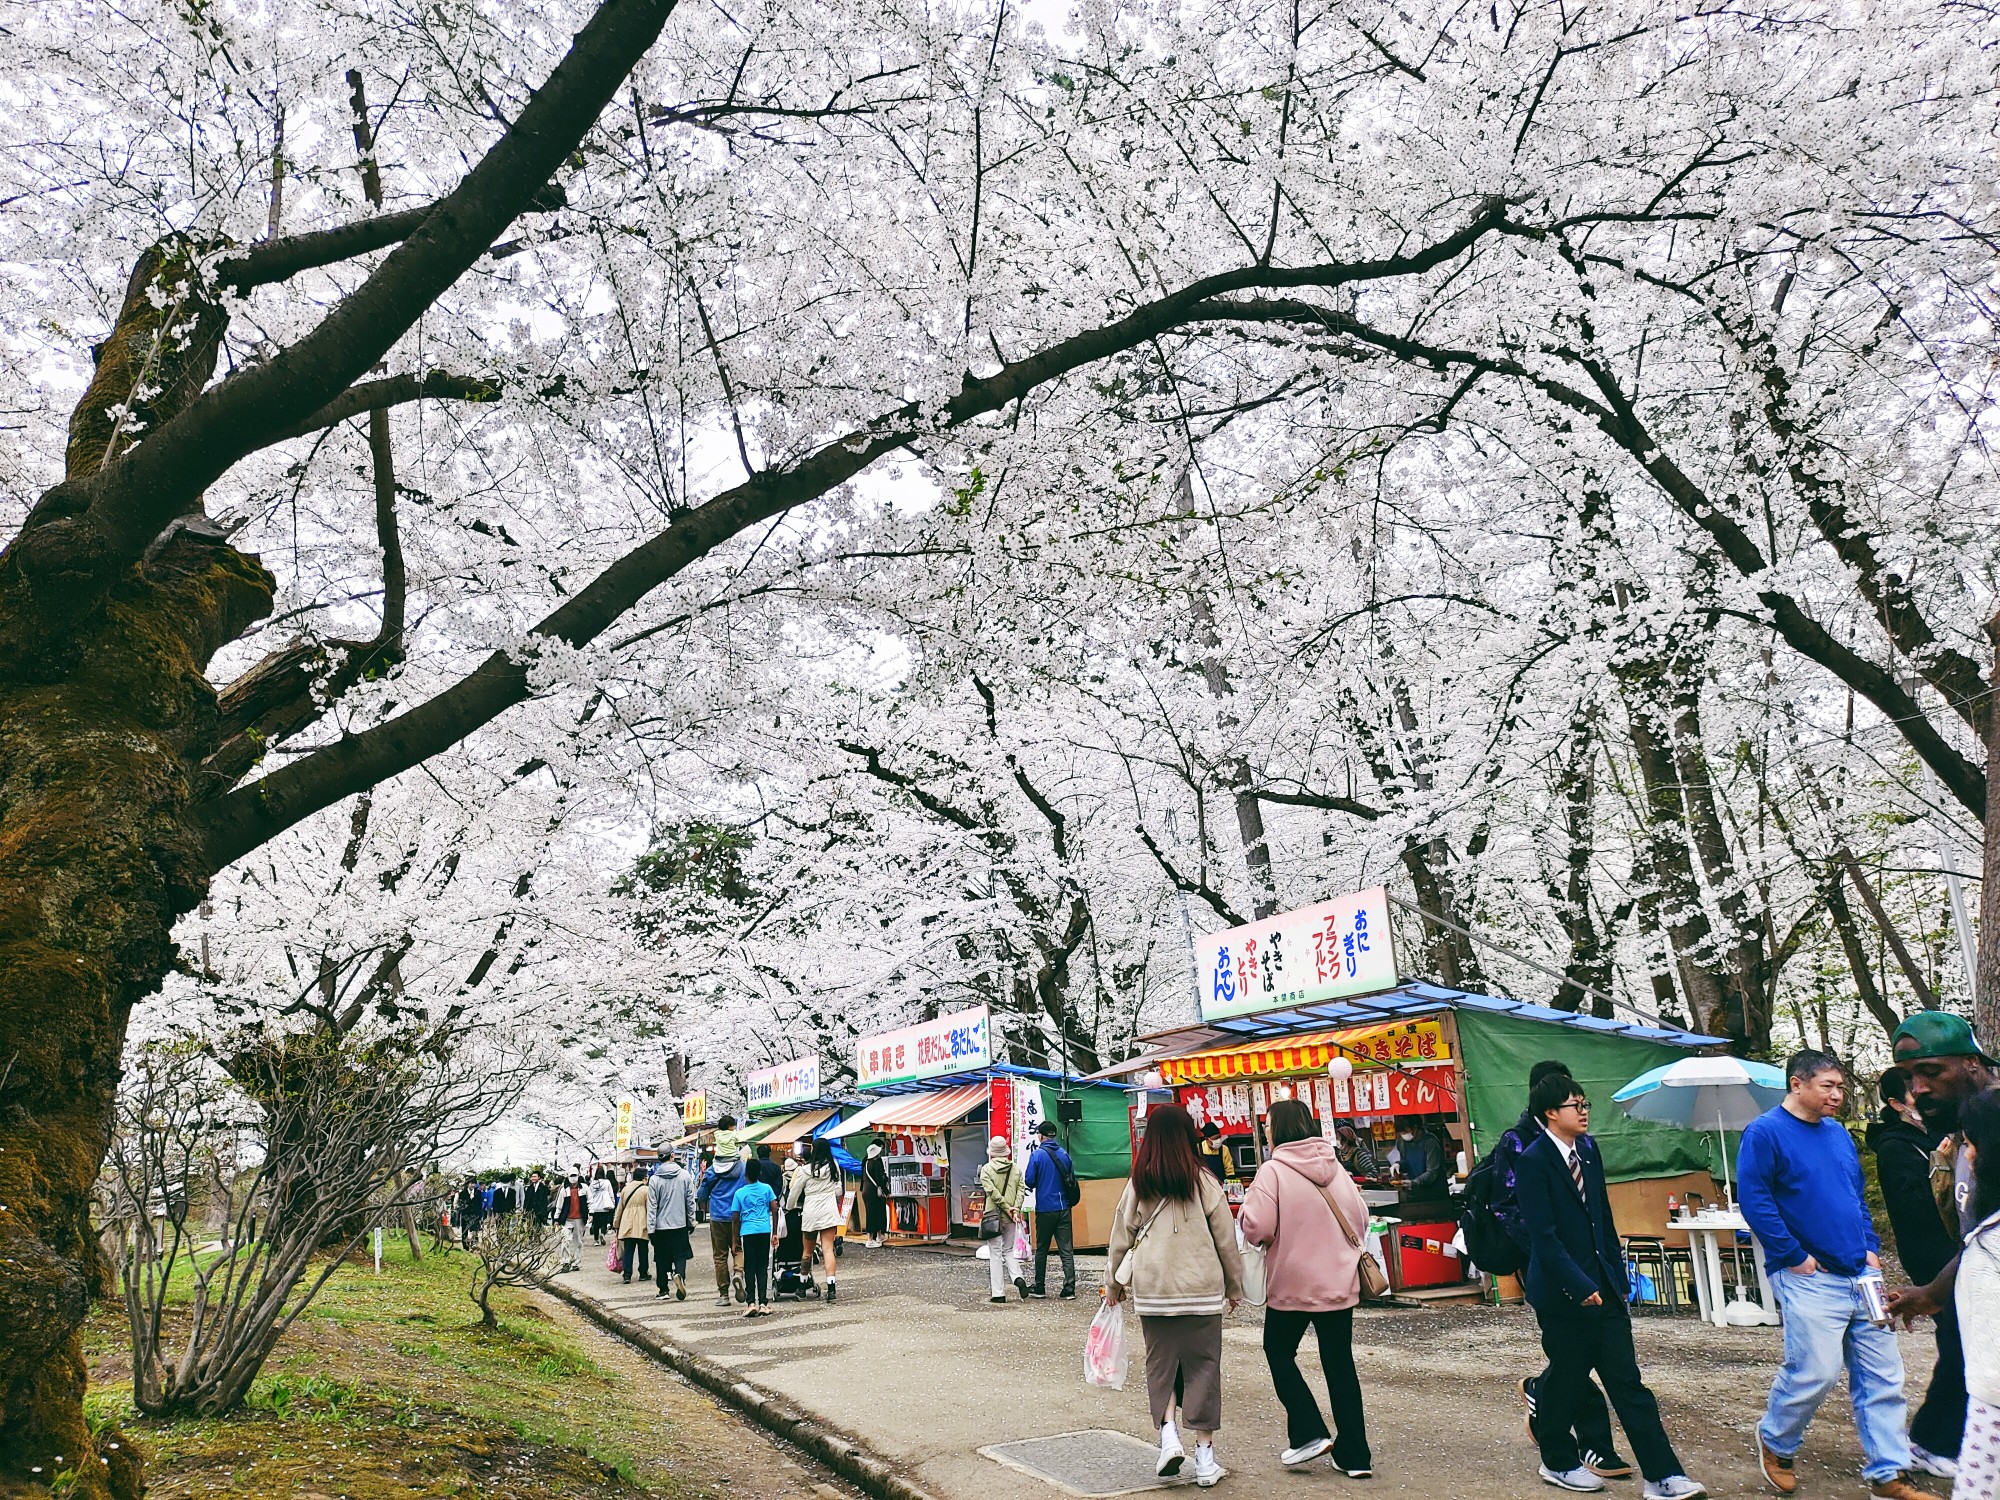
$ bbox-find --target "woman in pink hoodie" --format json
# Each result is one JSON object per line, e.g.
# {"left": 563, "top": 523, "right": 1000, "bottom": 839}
{"left": 1238, "top": 1097, "right": 1374, "bottom": 1477}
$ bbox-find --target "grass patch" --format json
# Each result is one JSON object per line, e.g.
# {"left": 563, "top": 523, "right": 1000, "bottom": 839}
{"left": 82, "top": 1245, "right": 733, "bottom": 1498}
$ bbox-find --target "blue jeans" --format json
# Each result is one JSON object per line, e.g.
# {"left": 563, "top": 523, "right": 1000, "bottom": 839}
{"left": 1759, "top": 1266, "right": 1910, "bottom": 1483}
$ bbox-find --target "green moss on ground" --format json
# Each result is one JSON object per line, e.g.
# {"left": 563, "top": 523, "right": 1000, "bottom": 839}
{"left": 81, "top": 1247, "right": 741, "bottom": 1499}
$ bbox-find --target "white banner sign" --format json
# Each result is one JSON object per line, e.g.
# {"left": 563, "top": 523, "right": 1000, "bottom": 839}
{"left": 856, "top": 1005, "right": 992, "bottom": 1088}
{"left": 747, "top": 1054, "right": 823, "bottom": 1114}
{"left": 1197, "top": 887, "right": 1396, "bottom": 1022}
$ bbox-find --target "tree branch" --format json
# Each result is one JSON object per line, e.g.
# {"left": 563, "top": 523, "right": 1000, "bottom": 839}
{"left": 191, "top": 205, "right": 1515, "bottom": 865}
{"left": 260, "top": 371, "right": 502, "bottom": 446}
{"left": 12, "top": 0, "right": 681, "bottom": 588}
{"left": 1135, "top": 822, "right": 1246, "bottom": 927}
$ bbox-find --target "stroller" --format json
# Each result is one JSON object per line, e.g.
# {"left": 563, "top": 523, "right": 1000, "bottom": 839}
{"left": 772, "top": 1205, "right": 821, "bottom": 1301}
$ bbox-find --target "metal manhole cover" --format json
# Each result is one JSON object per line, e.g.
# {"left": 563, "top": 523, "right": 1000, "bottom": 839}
{"left": 979, "top": 1429, "right": 1204, "bottom": 1496}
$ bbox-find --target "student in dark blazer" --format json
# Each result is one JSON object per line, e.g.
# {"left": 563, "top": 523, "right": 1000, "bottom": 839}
{"left": 1516, "top": 1072, "right": 1707, "bottom": 1500}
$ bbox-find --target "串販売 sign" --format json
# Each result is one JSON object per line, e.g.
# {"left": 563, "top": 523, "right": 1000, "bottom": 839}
{"left": 1198, "top": 887, "right": 1397, "bottom": 1022}
{"left": 856, "top": 1006, "right": 992, "bottom": 1088}
{"left": 747, "top": 1054, "right": 823, "bottom": 1113}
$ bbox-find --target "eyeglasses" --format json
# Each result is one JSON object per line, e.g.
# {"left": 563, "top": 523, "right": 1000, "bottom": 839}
{"left": 1562, "top": 1099, "right": 1591, "bottom": 1113}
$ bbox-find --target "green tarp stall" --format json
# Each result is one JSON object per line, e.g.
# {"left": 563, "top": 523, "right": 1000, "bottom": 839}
{"left": 1036, "top": 1080, "right": 1132, "bottom": 1179}
{"left": 1456, "top": 1007, "right": 1724, "bottom": 1183}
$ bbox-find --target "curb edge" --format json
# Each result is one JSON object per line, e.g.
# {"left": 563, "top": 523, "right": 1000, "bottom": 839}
{"left": 540, "top": 1278, "right": 948, "bottom": 1500}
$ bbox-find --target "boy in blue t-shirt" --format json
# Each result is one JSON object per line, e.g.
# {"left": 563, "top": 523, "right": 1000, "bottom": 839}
{"left": 734, "top": 1173, "right": 779, "bottom": 1315}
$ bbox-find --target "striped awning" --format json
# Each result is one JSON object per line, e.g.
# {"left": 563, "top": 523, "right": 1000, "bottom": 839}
{"left": 827, "top": 1080, "right": 990, "bottom": 1138}
{"left": 753, "top": 1107, "right": 839, "bottom": 1146}
{"left": 1162, "top": 1017, "right": 1450, "bottom": 1085}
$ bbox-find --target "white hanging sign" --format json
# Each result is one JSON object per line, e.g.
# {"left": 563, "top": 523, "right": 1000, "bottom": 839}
{"left": 1197, "top": 887, "right": 1396, "bottom": 1022}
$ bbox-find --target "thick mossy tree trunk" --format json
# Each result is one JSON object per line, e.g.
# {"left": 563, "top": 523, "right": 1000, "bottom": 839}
{"left": 0, "top": 252, "right": 272, "bottom": 1498}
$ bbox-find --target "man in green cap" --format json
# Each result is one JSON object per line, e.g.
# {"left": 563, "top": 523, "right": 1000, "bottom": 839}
{"left": 1884, "top": 1009, "right": 1997, "bottom": 1477}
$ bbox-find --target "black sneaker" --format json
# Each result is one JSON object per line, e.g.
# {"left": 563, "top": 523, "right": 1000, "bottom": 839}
{"left": 1584, "top": 1449, "right": 1635, "bottom": 1480}
{"left": 1015, "top": 1276, "right": 1030, "bottom": 1300}
{"left": 1521, "top": 1376, "right": 1540, "bottom": 1439}
{"left": 1059, "top": 1285, "right": 1077, "bottom": 1300}
{"left": 1028, "top": 1285, "right": 1049, "bottom": 1298}
{"left": 825, "top": 1282, "right": 837, "bottom": 1304}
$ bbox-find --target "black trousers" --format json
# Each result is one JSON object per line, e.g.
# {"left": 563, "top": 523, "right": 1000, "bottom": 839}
{"left": 652, "top": 1228, "right": 692, "bottom": 1290}
{"left": 1537, "top": 1360, "right": 1619, "bottom": 1456}
{"left": 1536, "top": 1303, "right": 1682, "bottom": 1482}
{"left": 1033, "top": 1210, "right": 1076, "bottom": 1292}
{"left": 1263, "top": 1307, "right": 1370, "bottom": 1469}
{"left": 864, "top": 1194, "right": 887, "bottom": 1237}
{"left": 1909, "top": 1303, "right": 1966, "bottom": 1458}
{"left": 742, "top": 1231, "right": 772, "bottom": 1304}
{"left": 620, "top": 1235, "right": 649, "bottom": 1280}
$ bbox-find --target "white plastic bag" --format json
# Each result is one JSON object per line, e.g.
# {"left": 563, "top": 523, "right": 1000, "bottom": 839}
{"left": 1083, "top": 1298, "right": 1129, "bottom": 1390}
{"left": 1238, "top": 1224, "right": 1268, "bottom": 1307}
{"left": 1013, "top": 1221, "right": 1032, "bottom": 1264}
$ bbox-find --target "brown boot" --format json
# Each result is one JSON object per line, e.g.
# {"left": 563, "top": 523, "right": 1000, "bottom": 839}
{"left": 1755, "top": 1434, "right": 1797, "bottom": 1496}
{"left": 1867, "top": 1477, "right": 1931, "bottom": 1500}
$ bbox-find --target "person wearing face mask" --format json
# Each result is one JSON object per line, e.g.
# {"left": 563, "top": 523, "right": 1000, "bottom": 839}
{"left": 1392, "top": 1118, "right": 1446, "bottom": 1193}
{"left": 1868, "top": 1066, "right": 1961, "bottom": 1479}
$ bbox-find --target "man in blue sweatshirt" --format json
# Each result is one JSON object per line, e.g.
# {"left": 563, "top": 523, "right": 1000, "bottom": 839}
{"left": 1739, "top": 1050, "right": 1919, "bottom": 1500}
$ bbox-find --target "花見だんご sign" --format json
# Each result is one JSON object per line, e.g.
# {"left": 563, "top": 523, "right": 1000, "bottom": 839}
{"left": 856, "top": 1006, "right": 991, "bottom": 1088}
{"left": 1199, "top": 887, "right": 1397, "bottom": 1022}
{"left": 747, "top": 1055, "right": 822, "bottom": 1113}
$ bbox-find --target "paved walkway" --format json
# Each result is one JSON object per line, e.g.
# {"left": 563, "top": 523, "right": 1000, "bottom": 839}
{"left": 553, "top": 1237, "right": 1941, "bottom": 1500}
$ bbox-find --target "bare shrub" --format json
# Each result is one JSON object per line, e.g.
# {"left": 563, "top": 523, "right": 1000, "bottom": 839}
{"left": 469, "top": 1208, "right": 558, "bottom": 1328}
{"left": 101, "top": 1023, "right": 529, "bottom": 1416}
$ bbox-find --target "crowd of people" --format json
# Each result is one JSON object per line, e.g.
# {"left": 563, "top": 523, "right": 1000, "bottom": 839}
{"left": 445, "top": 1009, "right": 1998, "bottom": 1500}
{"left": 1093, "top": 1012, "right": 1997, "bottom": 1499}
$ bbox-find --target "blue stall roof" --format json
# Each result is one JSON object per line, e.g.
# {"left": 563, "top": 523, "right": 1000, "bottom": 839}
{"left": 860, "top": 1061, "right": 1132, "bottom": 1097}
{"left": 1093, "top": 978, "right": 1726, "bottom": 1076}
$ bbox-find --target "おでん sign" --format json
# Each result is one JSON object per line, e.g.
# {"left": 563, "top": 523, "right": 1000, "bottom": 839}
{"left": 856, "top": 1006, "right": 992, "bottom": 1087}
{"left": 747, "top": 1054, "right": 823, "bottom": 1113}
{"left": 1199, "top": 888, "right": 1396, "bottom": 1022}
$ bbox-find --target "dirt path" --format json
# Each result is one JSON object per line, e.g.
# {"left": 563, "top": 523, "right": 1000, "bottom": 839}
{"left": 530, "top": 1287, "right": 864, "bottom": 1500}
{"left": 557, "top": 1240, "right": 1951, "bottom": 1500}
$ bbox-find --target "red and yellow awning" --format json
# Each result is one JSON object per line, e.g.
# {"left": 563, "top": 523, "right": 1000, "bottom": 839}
{"left": 1161, "top": 1018, "right": 1449, "bottom": 1085}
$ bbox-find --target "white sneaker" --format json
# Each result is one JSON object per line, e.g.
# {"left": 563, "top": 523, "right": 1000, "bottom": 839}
{"left": 1157, "top": 1423, "right": 1186, "bottom": 1477}
{"left": 1908, "top": 1445, "right": 1958, "bottom": 1480}
{"left": 1281, "top": 1437, "right": 1333, "bottom": 1467}
{"left": 1192, "top": 1444, "right": 1223, "bottom": 1488}
{"left": 1540, "top": 1465, "right": 1607, "bottom": 1493}
{"left": 1642, "top": 1478, "right": 1707, "bottom": 1500}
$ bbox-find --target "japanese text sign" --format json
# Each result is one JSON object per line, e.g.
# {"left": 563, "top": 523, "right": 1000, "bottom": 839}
{"left": 614, "top": 1097, "right": 635, "bottom": 1151}
{"left": 681, "top": 1090, "right": 707, "bottom": 1127}
{"left": 1197, "top": 887, "right": 1396, "bottom": 1022}
{"left": 747, "top": 1054, "right": 822, "bottom": 1113}
{"left": 855, "top": 1005, "right": 991, "bottom": 1088}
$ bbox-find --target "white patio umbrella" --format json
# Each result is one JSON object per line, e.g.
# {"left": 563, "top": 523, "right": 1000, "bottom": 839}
{"left": 1611, "top": 1055, "right": 1787, "bottom": 1203}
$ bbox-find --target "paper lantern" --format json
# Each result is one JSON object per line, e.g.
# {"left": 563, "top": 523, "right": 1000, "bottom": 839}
{"left": 1326, "top": 1055, "right": 1354, "bottom": 1082}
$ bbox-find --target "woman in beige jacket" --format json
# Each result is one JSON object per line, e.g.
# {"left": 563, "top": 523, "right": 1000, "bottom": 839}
{"left": 1106, "top": 1104, "right": 1244, "bottom": 1489}
{"left": 614, "top": 1169, "right": 651, "bottom": 1282}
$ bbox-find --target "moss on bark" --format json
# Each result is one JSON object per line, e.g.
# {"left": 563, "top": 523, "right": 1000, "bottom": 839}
{"left": 0, "top": 240, "right": 273, "bottom": 1498}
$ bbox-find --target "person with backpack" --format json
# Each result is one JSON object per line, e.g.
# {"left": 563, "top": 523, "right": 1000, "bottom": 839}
{"left": 1518, "top": 1073, "right": 1705, "bottom": 1498}
{"left": 1024, "top": 1119, "right": 1081, "bottom": 1299}
{"left": 1467, "top": 1058, "right": 1629, "bottom": 1483}
{"left": 1238, "top": 1097, "right": 1374, "bottom": 1477}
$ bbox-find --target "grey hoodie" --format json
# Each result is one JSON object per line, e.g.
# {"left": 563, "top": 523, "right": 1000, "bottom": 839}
{"left": 647, "top": 1160, "right": 698, "bottom": 1232}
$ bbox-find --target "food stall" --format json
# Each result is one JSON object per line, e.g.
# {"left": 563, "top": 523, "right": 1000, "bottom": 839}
{"left": 1109, "top": 888, "right": 1730, "bottom": 1296}
{"left": 827, "top": 1005, "right": 1133, "bottom": 1247}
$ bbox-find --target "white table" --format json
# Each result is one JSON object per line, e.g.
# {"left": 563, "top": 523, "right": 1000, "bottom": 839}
{"left": 1675, "top": 1210, "right": 1780, "bottom": 1327}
